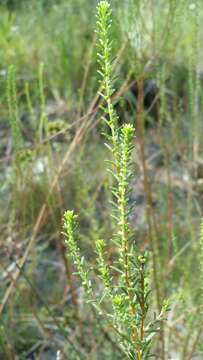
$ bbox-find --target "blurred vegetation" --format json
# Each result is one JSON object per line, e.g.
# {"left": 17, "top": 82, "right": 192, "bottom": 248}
{"left": 0, "top": 0, "right": 203, "bottom": 359}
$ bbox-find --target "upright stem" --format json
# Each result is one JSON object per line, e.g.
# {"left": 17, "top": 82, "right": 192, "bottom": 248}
{"left": 136, "top": 75, "right": 165, "bottom": 358}
{"left": 140, "top": 262, "right": 145, "bottom": 342}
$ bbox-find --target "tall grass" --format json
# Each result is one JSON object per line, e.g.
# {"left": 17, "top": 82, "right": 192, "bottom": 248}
{"left": 0, "top": 0, "right": 203, "bottom": 359}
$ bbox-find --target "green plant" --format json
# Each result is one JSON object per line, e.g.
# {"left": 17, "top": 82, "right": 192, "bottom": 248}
{"left": 7, "top": 65, "right": 23, "bottom": 152}
{"left": 63, "top": 2, "right": 169, "bottom": 359}
{"left": 199, "top": 218, "right": 203, "bottom": 312}
{"left": 2, "top": 0, "right": 203, "bottom": 358}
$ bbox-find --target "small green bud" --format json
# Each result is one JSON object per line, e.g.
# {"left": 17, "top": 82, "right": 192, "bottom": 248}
{"left": 138, "top": 255, "right": 146, "bottom": 264}
{"left": 114, "top": 294, "right": 123, "bottom": 306}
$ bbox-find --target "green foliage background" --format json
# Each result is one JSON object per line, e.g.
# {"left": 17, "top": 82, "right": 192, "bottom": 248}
{"left": 0, "top": 0, "right": 203, "bottom": 359}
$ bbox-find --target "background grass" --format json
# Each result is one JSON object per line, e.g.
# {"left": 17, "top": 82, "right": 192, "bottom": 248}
{"left": 0, "top": 0, "right": 203, "bottom": 359}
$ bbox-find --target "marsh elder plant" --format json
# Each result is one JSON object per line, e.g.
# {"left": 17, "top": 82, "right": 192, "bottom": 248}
{"left": 63, "top": 1, "right": 169, "bottom": 359}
